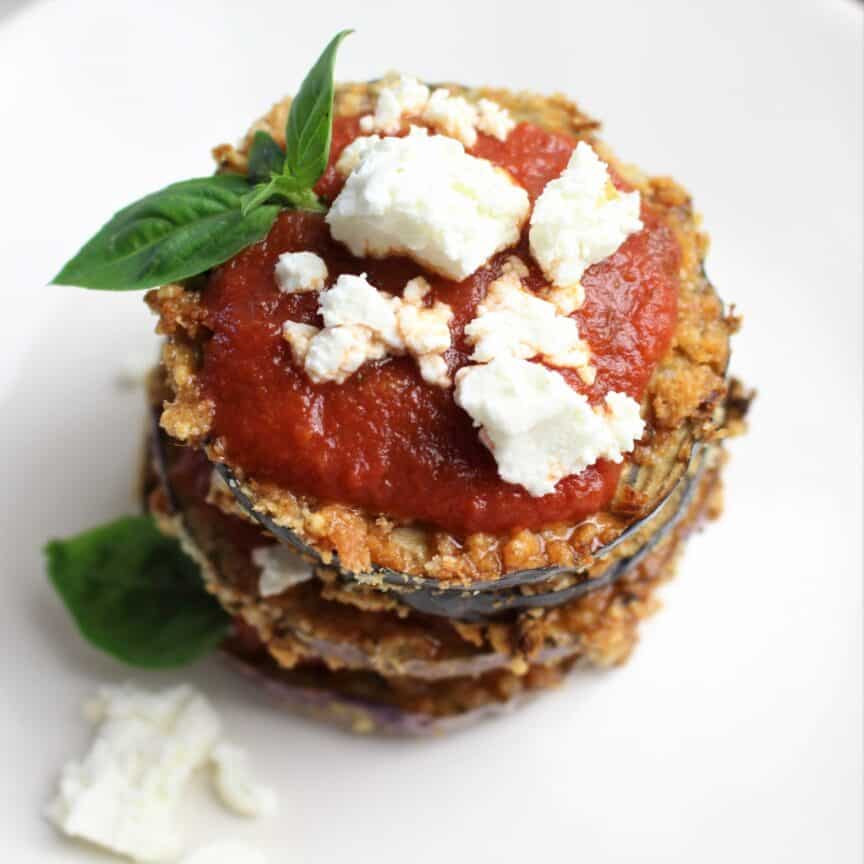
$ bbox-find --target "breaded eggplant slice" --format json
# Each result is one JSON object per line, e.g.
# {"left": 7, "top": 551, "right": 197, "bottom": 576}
{"left": 151, "top": 82, "right": 734, "bottom": 592}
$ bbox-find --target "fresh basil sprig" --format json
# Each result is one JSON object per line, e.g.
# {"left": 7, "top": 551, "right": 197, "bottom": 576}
{"left": 53, "top": 176, "right": 280, "bottom": 291}
{"left": 247, "top": 130, "right": 286, "bottom": 183}
{"left": 52, "top": 30, "right": 352, "bottom": 291}
{"left": 241, "top": 29, "right": 353, "bottom": 216}
{"left": 46, "top": 515, "right": 231, "bottom": 668}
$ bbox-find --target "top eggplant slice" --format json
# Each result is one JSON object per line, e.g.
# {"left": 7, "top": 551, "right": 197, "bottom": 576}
{"left": 147, "top": 400, "right": 713, "bottom": 621}
{"left": 149, "top": 81, "right": 735, "bottom": 591}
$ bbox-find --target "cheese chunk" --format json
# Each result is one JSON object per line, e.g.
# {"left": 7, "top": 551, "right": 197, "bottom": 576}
{"left": 319, "top": 272, "right": 402, "bottom": 349}
{"left": 304, "top": 324, "right": 388, "bottom": 384}
{"left": 421, "top": 87, "right": 479, "bottom": 147}
{"left": 281, "top": 321, "right": 320, "bottom": 366}
{"left": 454, "top": 357, "right": 644, "bottom": 496}
{"left": 274, "top": 251, "right": 328, "bottom": 294}
{"left": 476, "top": 98, "right": 516, "bottom": 141}
{"left": 48, "top": 685, "right": 277, "bottom": 863}
{"left": 359, "top": 74, "right": 430, "bottom": 134}
{"left": 47, "top": 685, "right": 222, "bottom": 863}
{"left": 282, "top": 273, "right": 453, "bottom": 387}
{"left": 357, "top": 75, "right": 514, "bottom": 145}
{"left": 336, "top": 134, "right": 382, "bottom": 176}
{"left": 464, "top": 272, "right": 590, "bottom": 371}
{"left": 252, "top": 545, "right": 314, "bottom": 598}
{"left": 210, "top": 743, "right": 278, "bottom": 818}
{"left": 326, "top": 127, "right": 529, "bottom": 280}
{"left": 529, "top": 141, "right": 643, "bottom": 289}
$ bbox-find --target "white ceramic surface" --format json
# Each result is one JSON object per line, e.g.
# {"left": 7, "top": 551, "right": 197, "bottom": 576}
{"left": 0, "top": 1, "right": 861, "bottom": 861}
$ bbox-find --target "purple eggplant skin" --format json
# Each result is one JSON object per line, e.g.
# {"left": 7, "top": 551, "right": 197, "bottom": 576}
{"left": 213, "top": 445, "right": 701, "bottom": 598}
{"left": 223, "top": 650, "right": 531, "bottom": 736}
{"left": 214, "top": 452, "right": 704, "bottom": 621}
{"left": 290, "top": 631, "right": 580, "bottom": 680}
{"left": 149, "top": 412, "right": 702, "bottom": 621}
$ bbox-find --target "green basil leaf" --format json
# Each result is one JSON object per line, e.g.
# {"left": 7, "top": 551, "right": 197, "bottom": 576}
{"left": 284, "top": 29, "right": 353, "bottom": 189}
{"left": 46, "top": 515, "right": 231, "bottom": 668}
{"left": 53, "top": 175, "right": 280, "bottom": 291}
{"left": 247, "top": 130, "right": 285, "bottom": 183}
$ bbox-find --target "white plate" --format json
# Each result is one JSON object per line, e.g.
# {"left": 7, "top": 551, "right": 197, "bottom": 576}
{"left": 0, "top": 1, "right": 861, "bottom": 862}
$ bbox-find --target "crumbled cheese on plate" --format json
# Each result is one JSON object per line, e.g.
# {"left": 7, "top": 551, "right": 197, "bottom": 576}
{"left": 326, "top": 126, "right": 529, "bottom": 281}
{"left": 47, "top": 684, "right": 276, "bottom": 863}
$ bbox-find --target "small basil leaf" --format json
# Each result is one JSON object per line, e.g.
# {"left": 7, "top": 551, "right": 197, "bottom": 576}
{"left": 284, "top": 29, "right": 353, "bottom": 190}
{"left": 46, "top": 515, "right": 231, "bottom": 668}
{"left": 247, "top": 130, "right": 285, "bottom": 183}
{"left": 53, "top": 175, "right": 279, "bottom": 291}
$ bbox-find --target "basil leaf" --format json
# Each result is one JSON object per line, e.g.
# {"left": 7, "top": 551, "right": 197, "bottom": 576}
{"left": 284, "top": 29, "right": 353, "bottom": 190}
{"left": 247, "top": 130, "right": 285, "bottom": 183}
{"left": 53, "top": 175, "right": 279, "bottom": 291}
{"left": 46, "top": 515, "right": 231, "bottom": 668}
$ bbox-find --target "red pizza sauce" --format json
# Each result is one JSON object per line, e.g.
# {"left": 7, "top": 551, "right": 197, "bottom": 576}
{"left": 199, "top": 117, "right": 679, "bottom": 536}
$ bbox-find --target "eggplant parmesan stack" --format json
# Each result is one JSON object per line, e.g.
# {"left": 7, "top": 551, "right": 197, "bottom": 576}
{"left": 136, "top": 76, "right": 747, "bottom": 733}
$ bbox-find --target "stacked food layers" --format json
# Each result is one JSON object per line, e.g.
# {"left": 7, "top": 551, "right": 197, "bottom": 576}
{"left": 143, "top": 79, "right": 746, "bottom": 733}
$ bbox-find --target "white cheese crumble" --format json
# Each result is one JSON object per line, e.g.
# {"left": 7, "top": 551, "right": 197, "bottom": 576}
{"left": 421, "top": 87, "right": 480, "bottom": 147}
{"left": 211, "top": 743, "right": 278, "bottom": 818}
{"left": 327, "top": 127, "right": 529, "bottom": 281}
{"left": 47, "top": 685, "right": 276, "bottom": 863}
{"left": 320, "top": 272, "right": 403, "bottom": 349}
{"left": 282, "top": 272, "right": 453, "bottom": 387}
{"left": 335, "top": 134, "right": 382, "bottom": 176}
{"left": 274, "top": 251, "right": 328, "bottom": 294}
{"left": 359, "top": 74, "right": 430, "bottom": 134}
{"left": 303, "top": 324, "right": 387, "bottom": 385}
{"left": 356, "top": 75, "right": 515, "bottom": 145}
{"left": 464, "top": 272, "right": 590, "bottom": 372}
{"left": 251, "top": 545, "right": 315, "bottom": 597}
{"left": 454, "top": 357, "right": 644, "bottom": 497}
{"left": 180, "top": 843, "right": 271, "bottom": 864}
{"left": 529, "top": 141, "right": 643, "bottom": 290}
{"left": 476, "top": 97, "right": 516, "bottom": 141}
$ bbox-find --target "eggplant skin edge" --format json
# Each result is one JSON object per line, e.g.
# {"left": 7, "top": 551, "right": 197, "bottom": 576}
{"left": 213, "top": 450, "right": 704, "bottom": 620}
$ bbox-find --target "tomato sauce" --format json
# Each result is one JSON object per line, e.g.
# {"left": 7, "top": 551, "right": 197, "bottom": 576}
{"left": 199, "top": 117, "right": 679, "bottom": 535}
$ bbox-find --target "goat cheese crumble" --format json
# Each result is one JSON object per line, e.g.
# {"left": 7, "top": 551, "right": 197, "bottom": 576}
{"left": 274, "top": 251, "right": 328, "bottom": 294}
{"left": 47, "top": 685, "right": 276, "bottom": 863}
{"left": 454, "top": 357, "right": 644, "bottom": 496}
{"left": 281, "top": 272, "right": 453, "bottom": 386}
{"left": 421, "top": 87, "right": 480, "bottom": 147}
{"left": 357, "top": 74, "right": 515, "bottom": 146}
{"left": 464, "top": 272, "right": 591, "bottom": 373}
{"left": 359, "top": 74, "right": 430, "bottom": 134}
{"left": 529, "top": 141, "right": 643, "bottom": 290}
{"left": 252, "top": 544, "right": 315, "bottom": 597}
{"left": 327, "top": 127, "right": 529, "bottom": 280}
